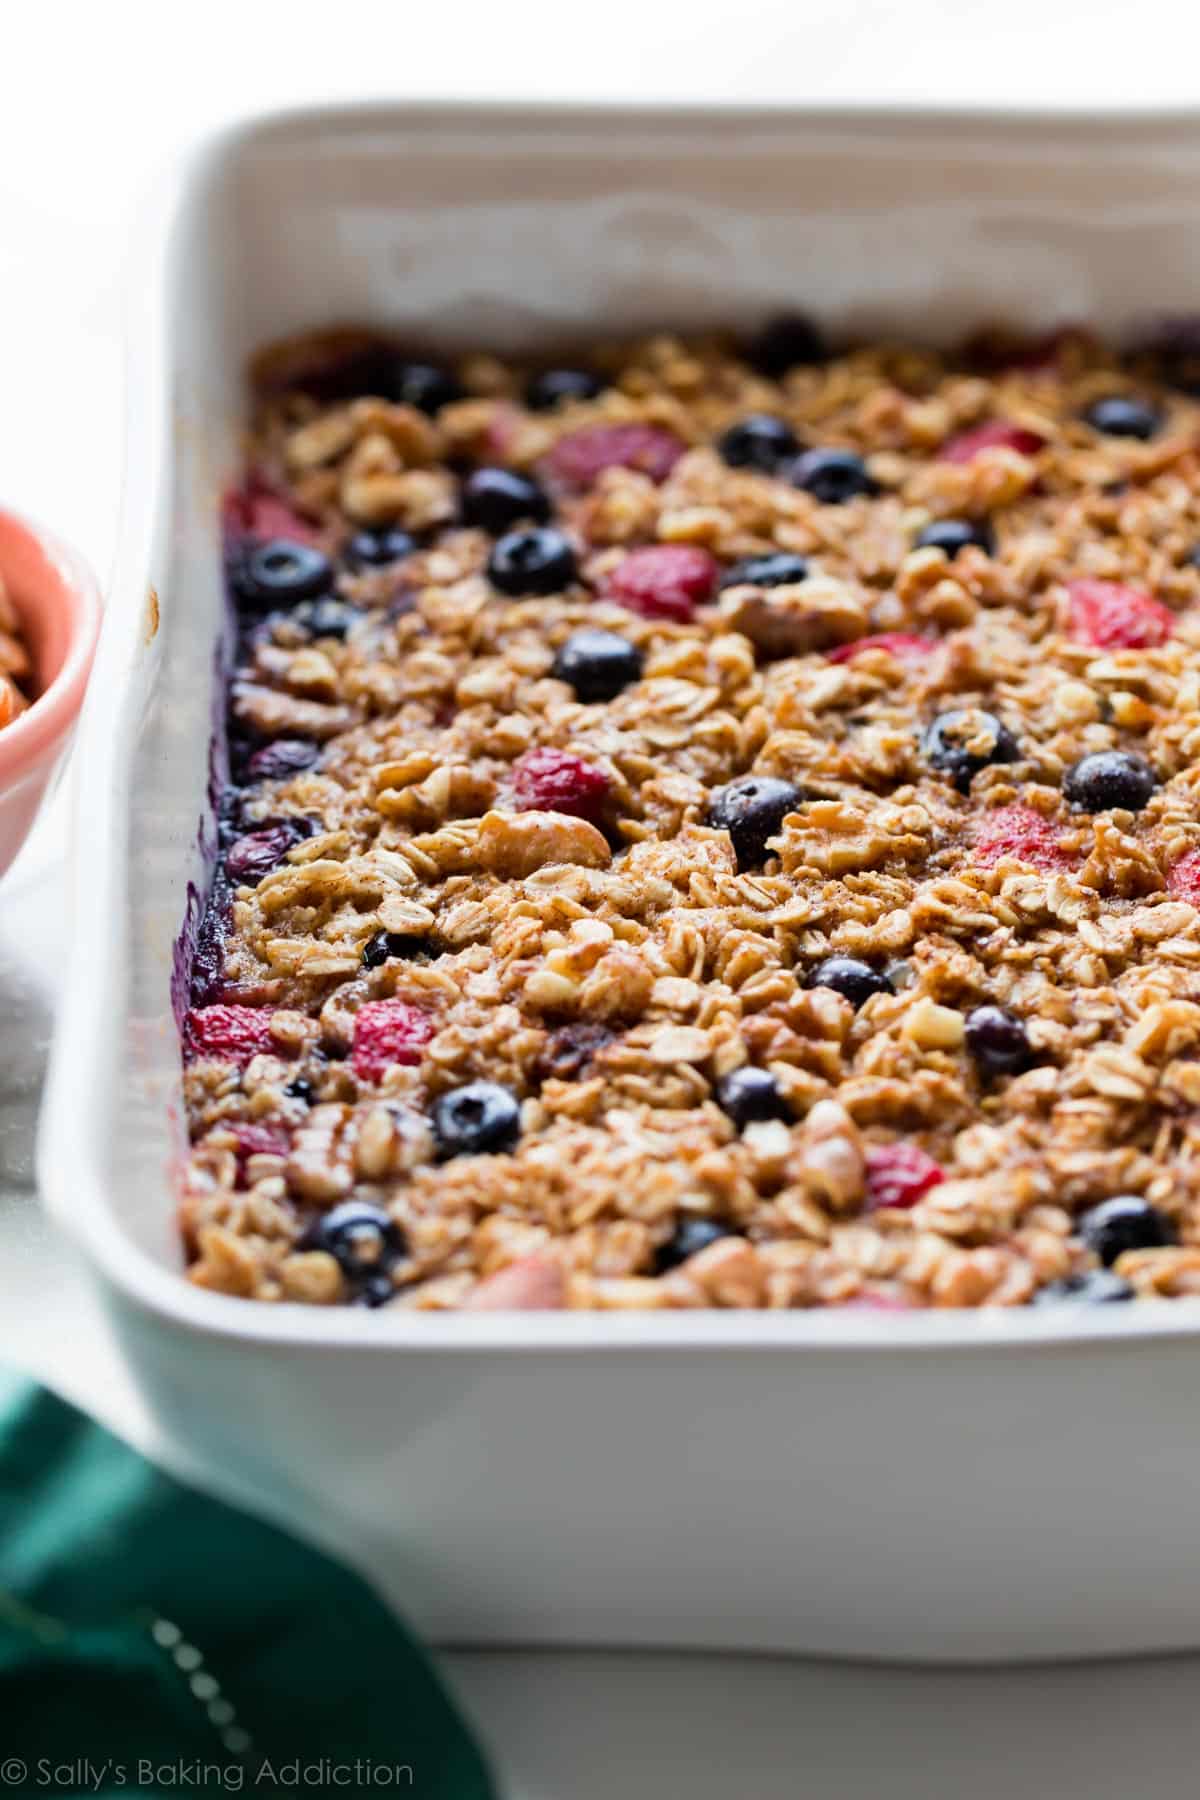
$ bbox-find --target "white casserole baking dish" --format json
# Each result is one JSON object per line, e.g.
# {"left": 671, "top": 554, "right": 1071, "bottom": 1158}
{"left": 38, "top": 101, "right": 1200, "bottom": 1661}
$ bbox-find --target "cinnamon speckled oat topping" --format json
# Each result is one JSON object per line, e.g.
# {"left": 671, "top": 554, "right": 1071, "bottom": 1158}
{"left": 179, "top": 319, "right": 1200, "bottom": 1312}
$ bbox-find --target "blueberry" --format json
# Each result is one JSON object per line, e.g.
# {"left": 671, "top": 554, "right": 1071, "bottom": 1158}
{"left": 915, "top": 517, "right": 995, "bottom": 557}
{"left": 291, "top": 597, "right": 361, "bottom": 641}
{"left": 303, "top": 1201, "right": 405, "bottom": 1280}
{"left": 360, "top": 931, "right": 388, "bottom": 971}
{"left": 717, "top": 414, "right": 800, "bottom": 473}
{"left": 303, "top": 345, "right": 460, "bottom": 411}
{"left": 345, "top": 528, "right": 417, "bottom": 568}
{"left": 225, "top": 818, "right": 312, "bottom": 886}
{"left": 749, "top": 313, "right": 827, "bottom": 377}
{"left": 284, "top": 1075, "right": 316, "bottom": 1105}
{"left": 810, "top": 957, "right": 891, "bottom": 1010}
{"left": 1063, "top": 750, "right": 1159, "bottom": 813}
{"left": 488, "top": 527, "right": 578, "bottom": 596}
{"left": 295, "top": 345, "right": 397, "bottom": 404}
{"left": 361, "top": 930, "right": 429, "bottom": 969}
{"left": 387, "top": 361, "right": 463, "bottom": 414}
{"left": 720, "top": 551, "right": 810, "bottom": 590}
{"left": 537, "top": 1021, "right": 615, "bottom": 1082}
{"left": 353, "top": 1273, "right": 398, "bottom": 1309}
{"left": 189, "top": 876, "right": 232, "bottom": 1007}
{"left": 964, "top": 1004, "right": 1031, "bottom": 1076}
{"left": 243, "top": 738, "right": 321, "bottom": 783}
{"left": 921, "top": 709, "right": 1020, "bottom": 792}
{"left": 706, "top": 775, "right": 804, "bottom": 869}
{"left": 1031, "top": 1271, "right": 1135, "bottom": 1306}
{"left": 792, "top": 448, "right": 879, "bottom": 504}
{"left": 526, "top": 368, "right": 605, "bottom": 410}
{"left": 433, "top": 1081, "right": 522, "bottom": 1159}
{"left": 234, "top": 539, "right": 334, "bottom": 608}
{"left": 1078, "top": 1195, "right": 1177, "bottom": 1266}
{"left": 1084, "top": 395, "right": 1161, "bottom": 440}
{"left": 654, "top": 1217, "right": 733, "bottom": 1274}
{"left": 552, "top": 629, "right": 643, "bottom": 702}
{"left": 714, "top": 1066, "right": 790, "bottom": 1127}
{"left": 462, "top": 467, "right": 551, "bottom": 534}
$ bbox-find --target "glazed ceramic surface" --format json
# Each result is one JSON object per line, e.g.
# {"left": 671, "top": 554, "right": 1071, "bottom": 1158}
{"left": 0, "top": 511, "right": 98, "bottom": 879}
{"left": 39, "top": 104, "right": 1200, "bottom": 1659}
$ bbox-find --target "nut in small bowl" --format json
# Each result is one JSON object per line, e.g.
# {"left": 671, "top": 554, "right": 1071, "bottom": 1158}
{"left": 0, "top": 509, "right": 100, "bottom": 878}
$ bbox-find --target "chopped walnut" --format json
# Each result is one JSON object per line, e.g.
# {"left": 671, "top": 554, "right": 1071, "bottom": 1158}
{"left": 477, "top": 809, "right": 612, "bottom": 878}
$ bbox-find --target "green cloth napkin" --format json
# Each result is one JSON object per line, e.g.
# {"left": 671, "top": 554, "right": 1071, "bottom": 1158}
{"left": 0, "top": 1375, "right": 496, "bottom": 1799}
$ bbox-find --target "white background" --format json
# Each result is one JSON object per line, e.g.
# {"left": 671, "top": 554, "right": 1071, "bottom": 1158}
{"left": 5, "top": 3, "right": 1200, "bottom": 1792}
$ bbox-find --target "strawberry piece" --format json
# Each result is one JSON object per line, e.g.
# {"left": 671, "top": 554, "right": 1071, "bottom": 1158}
{"left": 865, "top": 1143, "right": 946, "bottom": 1211}
{"left": 485, "top": 405, "right": 521, "bottom": 460}
{"left": 545, "top": 423, "right": 686, "bottom": 490}
{"left": 352, "top": 999, "right": 435, "bottom": 1083}
{"left": 222, "top": 476, "right": 322, "bottom": 548}
{"left": 1066, "top": 578, "right": 1174, "bottom": 650}
{"left": 972, "top": 804, "right": 1074, "bottom": 873}
{"left": 229, "top": 1120, "right": 291, "bottom": 1159}
{"left": 826, "top": 633, "right": 934, "bottom": 663}
{"left": 842, "top": 1290, "right": 916, "bottom": 1312}
{"left": 226, "top": 1120, "right": 292, "bottom": 1186}
{"left": 185, "top": 1004, "right": 277, "bottom": 1067}
{"left": 939, "top": 421, "right": 1045, "bottom": 464}
{"left": 512, "top": 747, "right": 611, "bottom": 821}
{"left": 464, "top": 1254, "right": 567, "bottom": 1311}
{"left": 1167, "top": 849, "right": 1200, "bottom": 905}
{"left": 602, "top": 544, "right": 719, "bottom": 622}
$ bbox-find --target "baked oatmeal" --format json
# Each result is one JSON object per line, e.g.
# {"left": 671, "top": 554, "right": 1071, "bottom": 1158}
{"left": 180, "top": 317, "right": 1200, "bottom": 1312}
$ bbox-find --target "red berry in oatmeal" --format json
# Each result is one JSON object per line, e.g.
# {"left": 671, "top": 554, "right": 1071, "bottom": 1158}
{"left": 179, "top": 319, "right": 1200, "bottom": 1311}
{"left": 185, "top": 1004, "right": 277, "bottom": 1067}
{"left": 511, "top": 747, "right": 610, "bottom": 821}
{"left": 222, "top": 479, "right": 322, "bottom": 548}
{"left": 864, "top": 1145, "right": 946, "bottom": 1212}
{"left": 972, "top": 804, "right": 1075, "bottom": 872}
{"left": 351, "top": 999, "right": 435, "bottom": 1083}
{"left": 1167, "top": 849, "right": 1200, "bottom": 905}
{"left": 225, "top": 1120, "right": 293, "bottom": 1185}
{"left": 603, "top": 544, "right": 719, "bottom": 621}
{"left": 545, "top": 422, "right": 686, "bottom": 489}
{"left": 1066, "top": 578, "right": 1174, "bottom": 649}
{"left": 826, "top": 633, "right": 934, "bottom": 663}
{"left": 938, "top": 420, "right": 1045, "bottom": 462}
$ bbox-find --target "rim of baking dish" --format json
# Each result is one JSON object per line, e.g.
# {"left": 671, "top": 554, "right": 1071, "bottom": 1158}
{"left": 38, "top": 98, "right": 1200, "bottom": 1354}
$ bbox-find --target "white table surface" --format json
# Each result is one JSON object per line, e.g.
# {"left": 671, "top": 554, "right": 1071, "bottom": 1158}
{"left": 6, "top": 4, "right": 1200, "bottom": 1792}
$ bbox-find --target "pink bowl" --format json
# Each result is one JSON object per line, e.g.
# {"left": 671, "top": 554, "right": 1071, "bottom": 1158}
{"left": 0, "top": 510, "right": 101, "bottom": 879}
